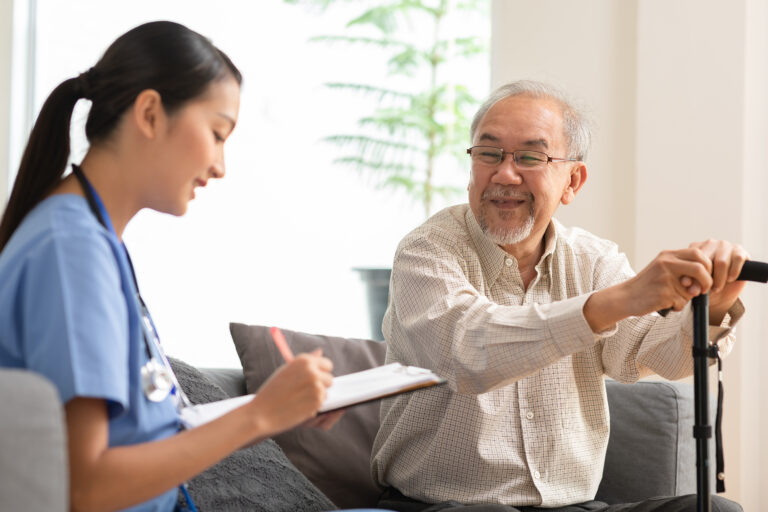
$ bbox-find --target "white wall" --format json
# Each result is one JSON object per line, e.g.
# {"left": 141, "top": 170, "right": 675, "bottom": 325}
{"left": 493, "top": 0, "right": 768, "bottom": 507}
{"left": 636, "top": 1, "right": 768, "bottom": 507}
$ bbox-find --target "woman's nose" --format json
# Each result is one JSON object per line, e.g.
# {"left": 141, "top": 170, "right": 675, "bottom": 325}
{"left": 210, "top": 151, "right": 226, "bottom": 179}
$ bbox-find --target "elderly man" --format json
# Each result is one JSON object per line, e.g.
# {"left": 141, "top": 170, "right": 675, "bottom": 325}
{"left": 371, "top": 81, "right": 745, "bottom": 512}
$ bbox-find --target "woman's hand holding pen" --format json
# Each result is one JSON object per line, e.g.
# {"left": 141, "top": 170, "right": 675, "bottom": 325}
{"left": 247, "top": 349, "right": 334, "bottom": 438}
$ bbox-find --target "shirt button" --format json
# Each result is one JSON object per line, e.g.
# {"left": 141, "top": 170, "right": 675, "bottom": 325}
{"left": 526, "top": 411, "right": 534, "bottom": 420}
{"left": 534, "top": 471, "right": 541, "bottom": 479}
{"left": 505, "top": 258, "right": 513, "bottom": 267}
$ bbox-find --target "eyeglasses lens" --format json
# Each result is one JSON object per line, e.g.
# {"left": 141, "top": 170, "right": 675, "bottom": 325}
{"left": 471, "top": 147, "right": 503, "bottom": 165}
{"left": 514, "top": 151, "right": 547, "bottom": 169}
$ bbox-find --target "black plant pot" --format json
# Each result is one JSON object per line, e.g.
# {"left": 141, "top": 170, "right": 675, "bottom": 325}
{"left": 352, "top": 267, "right": 392, "bottom": 342}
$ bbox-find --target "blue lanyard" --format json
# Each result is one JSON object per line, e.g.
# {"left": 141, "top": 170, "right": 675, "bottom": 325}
{"left": 72, "top": 164, "right": 198, "bottom": 511}
{"left": 71, "top": 165, "right": 162, "bottom": 362}
{"left": 177, "top": 483, "right": 199, "bottom": 512}
{"left": 75, "top": 166, "right": 117, "bottom": 237}
{"left": 71, "top": 164, "right": 191, "bottom": 404}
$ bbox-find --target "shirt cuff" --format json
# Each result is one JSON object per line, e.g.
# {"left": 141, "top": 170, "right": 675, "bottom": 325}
{"left": 679, "top": 298, "right": 745, "bottom": 343}
{"left": 577, "top": 291, "right": 619, "bottom": 340}
{"left": 543, "top": 293, "right": 602, "bottom": 355}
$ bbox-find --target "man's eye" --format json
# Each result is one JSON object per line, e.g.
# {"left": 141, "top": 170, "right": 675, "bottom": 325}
{"left": 518, "top": 153, "right": 546, "bottom": 165}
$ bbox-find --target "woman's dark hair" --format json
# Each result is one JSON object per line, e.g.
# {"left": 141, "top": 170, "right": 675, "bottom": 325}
{"left": 0, "top": 21, "right": 242, "bottom": 251}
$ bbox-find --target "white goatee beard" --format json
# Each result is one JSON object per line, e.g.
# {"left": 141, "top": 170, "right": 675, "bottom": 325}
{"left": 481, "top": 210, "right": 534, "bottom": 245}
{"left": 478, "top": 188, "right": 535, "bottom": 245}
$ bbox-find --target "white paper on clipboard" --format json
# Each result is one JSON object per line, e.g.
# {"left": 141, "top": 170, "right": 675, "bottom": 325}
{"left": 179, "top": 363, "right": 445, "bottom": 429}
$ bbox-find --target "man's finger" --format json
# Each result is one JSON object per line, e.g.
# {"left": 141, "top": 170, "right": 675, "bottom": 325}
{"left": 668, "top": 259, "right": 713, "bottom": 294}
{"left": 710, "top": 244, "right": 731, "bottom": 292}
{"left": 727, "top": 246, "right": 749, "bottom": 282}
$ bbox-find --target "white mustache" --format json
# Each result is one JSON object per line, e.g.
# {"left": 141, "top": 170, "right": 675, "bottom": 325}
{"left": 482, "top": 187, "right": 532, "bottom": 202}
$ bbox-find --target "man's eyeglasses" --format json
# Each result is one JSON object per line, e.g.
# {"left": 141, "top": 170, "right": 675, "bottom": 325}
{"left": 466, "top": 146, "right": 579, "bottom": 170}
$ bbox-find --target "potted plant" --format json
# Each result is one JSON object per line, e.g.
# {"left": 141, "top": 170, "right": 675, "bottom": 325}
{"left": 287, "top": 0, "right": 489, "bottom": 339}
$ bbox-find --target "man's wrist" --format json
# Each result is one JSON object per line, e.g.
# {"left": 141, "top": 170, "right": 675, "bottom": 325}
{"left": 583, "top": 286, "right": 628, "bottom": 334}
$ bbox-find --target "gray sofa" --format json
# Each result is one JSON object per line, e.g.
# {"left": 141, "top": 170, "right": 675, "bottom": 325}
{"left": 200, "top": 368, "right": 707, "bottom": 506}
{"left": 0, "top": 326, "right": 710, "bottom": 511}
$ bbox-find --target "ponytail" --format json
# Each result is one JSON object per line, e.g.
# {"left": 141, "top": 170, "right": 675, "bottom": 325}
{"left": 0, "top": 73, "right": 90, "bottom": 251}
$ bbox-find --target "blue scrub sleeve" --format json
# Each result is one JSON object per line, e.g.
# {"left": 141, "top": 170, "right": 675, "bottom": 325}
{"left": 20, "top": 230, "right": 130, "bottom": 416}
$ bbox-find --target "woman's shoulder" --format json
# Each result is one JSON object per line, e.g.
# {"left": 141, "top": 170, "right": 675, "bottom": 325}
{"left": 30, "top": 193, "right": 100, "bottom": 231}
{"left": 0, "top": 194, "right": 112, "bottom": 269}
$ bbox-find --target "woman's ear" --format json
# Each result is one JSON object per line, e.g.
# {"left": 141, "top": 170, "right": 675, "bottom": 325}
{"left": 561, "top": 162, "right": 587, "bottom": 205}
{"left": 131, "top": 89, "right": 164, "bottom": 139}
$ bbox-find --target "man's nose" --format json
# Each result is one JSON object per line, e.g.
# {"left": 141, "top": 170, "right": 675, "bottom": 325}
{"left": 492, "top": 155, "right": 522, "bottom": 185}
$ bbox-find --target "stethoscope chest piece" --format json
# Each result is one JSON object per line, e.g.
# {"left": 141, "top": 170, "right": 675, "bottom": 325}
{"left": 141, "top": 358, "right": 174, "bottom": 402}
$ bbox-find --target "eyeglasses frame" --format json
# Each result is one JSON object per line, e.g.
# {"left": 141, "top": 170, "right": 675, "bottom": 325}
{"left": 466, "top": 145, "right": 580, "bottom": 169}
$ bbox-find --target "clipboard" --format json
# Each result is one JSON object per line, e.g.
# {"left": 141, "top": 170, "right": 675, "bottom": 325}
{"left": 179, "top": 363, "right": 445, "bottom": 429}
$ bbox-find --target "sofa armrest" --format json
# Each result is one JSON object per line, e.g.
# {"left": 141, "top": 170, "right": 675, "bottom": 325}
{"left": 199, "top": 367, "right": 248, "bottom": 398}
{"left": 0, "top": 369, "right": 68, "bottom": 511}
{"left": 597, "top": 379, "right": 715, "bottom": 504}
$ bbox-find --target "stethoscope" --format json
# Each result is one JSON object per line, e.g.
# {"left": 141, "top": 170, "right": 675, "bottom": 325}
{"left": 71, "top": 164, "right": 191, "bottom": 409}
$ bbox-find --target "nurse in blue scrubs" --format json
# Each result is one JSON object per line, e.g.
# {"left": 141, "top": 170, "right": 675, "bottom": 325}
{"left": 0, "top": 21, "right": 339, "bottom": 512}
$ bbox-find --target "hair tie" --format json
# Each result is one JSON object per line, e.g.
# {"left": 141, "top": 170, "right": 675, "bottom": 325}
{"left": 75, "top": 67, "right": 95, "bottom": 99}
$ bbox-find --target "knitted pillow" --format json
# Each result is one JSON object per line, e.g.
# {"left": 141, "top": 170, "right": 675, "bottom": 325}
{"left": 168, "top": 357, "right": 336, "bottom": 512}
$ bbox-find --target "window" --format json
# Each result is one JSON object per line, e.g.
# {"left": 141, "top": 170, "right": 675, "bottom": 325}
{"left": 24, "top": 0, "right": 489, "bottom": 366}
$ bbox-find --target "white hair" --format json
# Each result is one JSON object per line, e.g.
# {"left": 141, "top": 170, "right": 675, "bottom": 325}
{"left": 470, "top": 80, "right": 592, "bottom": 161}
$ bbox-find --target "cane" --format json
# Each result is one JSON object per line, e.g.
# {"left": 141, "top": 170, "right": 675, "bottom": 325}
{"left": 660, "top": 260, "right": 768, "bottom": 512}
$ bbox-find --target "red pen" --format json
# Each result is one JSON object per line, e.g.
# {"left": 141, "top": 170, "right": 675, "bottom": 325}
{"left": 269, "top": 326, "right": 295, "bottom": 363}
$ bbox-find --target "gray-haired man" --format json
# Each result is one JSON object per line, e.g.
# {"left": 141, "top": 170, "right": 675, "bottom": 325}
{"left": 371, "top": 81, "right": 745, "bottom": 512}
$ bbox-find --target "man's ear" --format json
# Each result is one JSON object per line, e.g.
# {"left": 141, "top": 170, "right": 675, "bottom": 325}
{"left": 561, "top": 162, "right": 587, "bottom": 205}
{"left": 131, "top": 89, "right": 164, "bottom": 139}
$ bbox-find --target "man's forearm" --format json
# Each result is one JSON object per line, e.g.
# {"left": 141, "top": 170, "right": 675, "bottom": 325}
{"left": 582, "top": 285, "right": 632, "bottom": 334}
{"left": 583, "top": 281, "right": 741, "bottom": 334}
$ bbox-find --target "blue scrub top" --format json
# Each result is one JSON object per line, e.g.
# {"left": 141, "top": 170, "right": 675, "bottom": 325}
{"left": 0, "top": 195, "right": 180, "bottom": 512}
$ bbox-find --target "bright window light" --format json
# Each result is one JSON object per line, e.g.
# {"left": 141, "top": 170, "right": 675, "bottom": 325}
{"left": 30, "top": 0, "right": 489, "bottom": 367}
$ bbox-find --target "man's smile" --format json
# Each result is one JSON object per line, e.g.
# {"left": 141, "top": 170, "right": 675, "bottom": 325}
{"left": 489, "top": 198, "right": 526, "bottom": 209}
{"left": 482, "top": 186, "right": 533, "bottom": 212}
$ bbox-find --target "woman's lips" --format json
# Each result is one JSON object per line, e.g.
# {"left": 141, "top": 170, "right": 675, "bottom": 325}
{"left": 191, "top": 179, "right": 207, "bottom": 199}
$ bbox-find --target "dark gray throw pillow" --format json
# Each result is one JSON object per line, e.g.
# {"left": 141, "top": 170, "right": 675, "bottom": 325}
{"left": 229, "top": 323, "right": 388, "bottom": 509}
{"left": 168, "top": 357, "right": 337, "bottom": 512}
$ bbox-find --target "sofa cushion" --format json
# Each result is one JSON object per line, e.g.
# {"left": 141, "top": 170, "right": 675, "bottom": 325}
{"left": 200, "top": 367, "right": 248, "bottom": 398}
{"left": 168, "top": 357, "right": 337, "bottom": 512}
{"left": 596, "top": 379, "right": 708, "bottom": 504}
{"left": 230, "top": 323, "right": 387, "bottom": 509}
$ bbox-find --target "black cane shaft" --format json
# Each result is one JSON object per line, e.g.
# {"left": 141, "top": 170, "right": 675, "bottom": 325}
{"left": 692, "top": 294, "right": 711, "bottom": 512}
